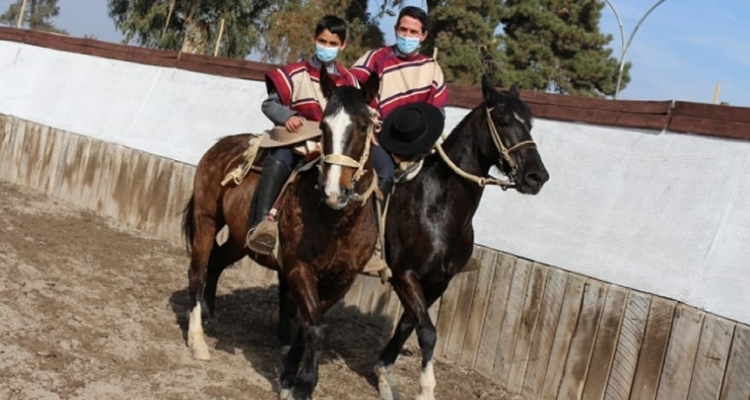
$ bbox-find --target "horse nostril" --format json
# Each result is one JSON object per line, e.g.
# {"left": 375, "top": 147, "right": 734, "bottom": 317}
{"left": 526, "top": 171, "right": 548, "bottom": 185}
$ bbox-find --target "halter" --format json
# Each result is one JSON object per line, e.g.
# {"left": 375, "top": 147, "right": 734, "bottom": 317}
{"left": 434, "top": 106, "right": 536, "bottom": 189}
{"left": 319, "top": 106, "right": 382, "bottom": 204}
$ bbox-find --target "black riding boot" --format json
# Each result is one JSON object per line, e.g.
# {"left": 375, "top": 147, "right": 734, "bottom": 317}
{"left": 246, "top": 156, "right": 291, "bottom": 254}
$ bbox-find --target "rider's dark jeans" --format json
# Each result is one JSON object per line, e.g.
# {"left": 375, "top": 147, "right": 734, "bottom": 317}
{"left": 274, "top": 144, "right": 393, "bottom": 180}
{"left": 270, "top": 147, "right": 297, "bottom": 170}
{"left": 372, "top": 144, "right": 394, "bottom": 180}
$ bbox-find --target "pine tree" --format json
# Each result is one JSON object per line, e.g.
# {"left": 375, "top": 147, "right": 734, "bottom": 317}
{"left": 424, "top": 0, "right": 504, "bottom": 84}
{"left": 106, "top": 0, "right": 280, "bottom": 57}
{"left": 495, "top": 0, "right": 629, "bottom": 96}
{"left": 0, "top": 0, "right": 67, "bottom": 34}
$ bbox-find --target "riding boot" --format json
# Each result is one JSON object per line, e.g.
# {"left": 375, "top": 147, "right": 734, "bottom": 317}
{"left": 363, "top": 176, "right": 394, "bottom": 280}
{"left": 246, "top": 156, "right": 291, "bottom": 255}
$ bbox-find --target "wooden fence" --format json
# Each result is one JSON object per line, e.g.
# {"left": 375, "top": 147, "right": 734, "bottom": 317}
{"left": 1, "top": 114, "right": 748, "bottom": 399}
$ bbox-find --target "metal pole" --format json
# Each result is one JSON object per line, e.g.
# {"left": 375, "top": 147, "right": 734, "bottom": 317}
{"left": 16, "top": 0, "right": 28, "bottom": 28}
{"left": 604, "top": 0, "right": 668, "bottom": 99}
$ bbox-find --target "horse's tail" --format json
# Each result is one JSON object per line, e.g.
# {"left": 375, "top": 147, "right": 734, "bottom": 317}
{"left": 182, "top": 195, "right": 196, "bottom": 255}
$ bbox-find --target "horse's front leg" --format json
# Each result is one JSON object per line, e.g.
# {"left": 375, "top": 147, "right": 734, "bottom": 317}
{"left": 278, "top": 271, "right": 298, "bottom": 356}
{"left": 377, "top": 270, "right": 448, "bottom": 400}
{"left": 279, "top": 264, "right": 324, "bottom": 400}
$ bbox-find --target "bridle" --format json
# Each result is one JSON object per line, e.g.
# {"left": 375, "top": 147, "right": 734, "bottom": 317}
{"left": 318, "top": 106, "right": 381, "bottom": 205}
{"left": 434, "top": 105, "right": 536, "bottom": 190}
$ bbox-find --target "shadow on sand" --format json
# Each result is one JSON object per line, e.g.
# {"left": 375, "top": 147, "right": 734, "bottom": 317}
{"left": 168, "top": 280, "right": 405, "bottom": 394}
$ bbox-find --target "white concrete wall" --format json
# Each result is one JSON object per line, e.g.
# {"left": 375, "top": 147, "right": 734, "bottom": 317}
{"left": 2, "top": 40, "right": 748, "bottom": 325}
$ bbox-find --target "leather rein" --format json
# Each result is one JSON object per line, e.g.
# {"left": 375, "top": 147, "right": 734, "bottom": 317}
{"left": 434, "top": 106, "right": 536, "bottom": 190}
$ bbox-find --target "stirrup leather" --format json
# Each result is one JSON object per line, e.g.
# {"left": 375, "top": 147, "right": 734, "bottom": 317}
{"left": 362, "top": 195, "right": 392, "bottom": 283}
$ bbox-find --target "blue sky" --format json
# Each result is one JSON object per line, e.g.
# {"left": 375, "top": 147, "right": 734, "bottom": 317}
{"left": 1, "top": 0, "right": 748, "bottom": 107}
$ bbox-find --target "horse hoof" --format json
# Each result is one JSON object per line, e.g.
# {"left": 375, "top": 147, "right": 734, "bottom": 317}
{"left": 414, "top": 393, "right": 434, "bottom": 400}
{"left": 279, "top": 388, "right": 292, "bottom": 400}
{"left": 191, "top": 345, "right": 211, "bottom": 361}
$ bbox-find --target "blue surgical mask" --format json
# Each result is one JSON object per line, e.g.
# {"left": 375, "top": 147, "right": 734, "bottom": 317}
{"left": 315, "top": 44, "right": 339, "bottom": 63}
{"left": 396, "top": 35, "right": 420, "bottom": 55}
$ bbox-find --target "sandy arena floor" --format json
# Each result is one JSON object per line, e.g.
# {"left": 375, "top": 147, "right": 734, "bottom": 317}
{"left": 0, "top": 181, "right": 518, "bottom": 400}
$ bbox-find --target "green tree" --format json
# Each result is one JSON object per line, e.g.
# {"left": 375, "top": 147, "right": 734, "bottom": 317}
{"left": 423, "top": 0, "right": 503, "bottom": 85}
{"left": 107, "top": 0, "right": 280, "bottom": 56}
{"left": 261, "top": 0, "right": 384, "bottom": 66}
{"left": 495, "top": 0, "right": 629, "bottom": 96}
{"left": 0, "top": 0, "right": 67, "bottom": 34}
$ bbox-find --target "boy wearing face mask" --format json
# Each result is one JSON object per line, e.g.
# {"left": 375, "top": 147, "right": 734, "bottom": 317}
{"left": 350, "top": 6, "right": 448, "bottom": 271}
{"left": 247, "top": 15, "right": 358, "bottom": 254}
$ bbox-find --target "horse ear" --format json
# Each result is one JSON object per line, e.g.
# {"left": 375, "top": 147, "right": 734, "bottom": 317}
{"left": 509, "top": 82, "right": 521, "bottom": 98}
{"left": 481, "top": 74, "right": 500, "bottom": 105}
{"left": 320, "top": 67, "right": 337, "bottom": 99}
{"left": 361, "top": 73, "right": 380, "bottom": 105}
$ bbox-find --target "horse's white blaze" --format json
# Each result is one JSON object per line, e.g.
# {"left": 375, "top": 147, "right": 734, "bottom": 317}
{"left": 187, "top": 303, "right": 211, "bottom": 360}
{"left": 323, "top": 108, "right": 351, "bottom": 199}
{"left": 415, "top": 361, "right": 436, "bottom": 400}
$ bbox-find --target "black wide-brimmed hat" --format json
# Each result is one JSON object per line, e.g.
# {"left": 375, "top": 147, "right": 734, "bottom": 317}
{"left": 378, "top": 103, "right": 444, "bottom": 156}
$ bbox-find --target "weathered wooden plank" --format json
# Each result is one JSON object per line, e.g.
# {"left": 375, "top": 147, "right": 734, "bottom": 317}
{"left": 4, "top": 118, "right": 26, "bottom": 184}
{"left": 521, "top": 267, "right": 568, "bottom": 399}
{"left": 629, "top": 297, "right": 676, "bottom": 400}
{"left": 434, "top": 271, "right": 465, "bottom": 358}
{"left": 492, "top": 258, "right": 534, "bottom": 381}
{"left": 459, "top": 248, "right": 497, "bottom": 367}
{"left": 445, "top": 252, "right": 482, "bottom": 361}
{"left": 556, "top": 280, "right": 607, "bottom": 400}
{"left": 540, "top": 274, "right": 586, "bottom": 399}
{"left": 357, "top": 275, "right": 380, "bottom": 320}
{"left": 687, "top": 315, "right": 734, "bottom": 400}
{"left": 604, "top": 291, "right": 651, "bottom": 400}
{"left": 656, "top": 304, "right": 705, "bottom": 400}
{"left": 474, "top": 253, "right": 517, "bottom": 377}
{"left": 582, "top": 286, "right": 629, "bottom": 400}
{"left": 363, "top": 278, "right": 392, "bottom": 328}
{"left": 506, "top": 263, "right": 548, "bottom": 392}
{"left": 341, "top": 275, "right": 366, "bottom": 317}
{"left": 719, "top": 324, "right": 750, "bottom": 400}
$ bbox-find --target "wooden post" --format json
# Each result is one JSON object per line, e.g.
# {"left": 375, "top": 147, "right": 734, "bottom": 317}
{"left": 16, "top": 0, "right": 28, "bottom": 28}
{"left": 213, "top": 18, "right": 226, "bottom": 57}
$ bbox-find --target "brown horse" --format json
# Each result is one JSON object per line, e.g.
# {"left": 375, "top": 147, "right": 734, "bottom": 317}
{"left": 368, "top": 76, "right": 549, "bottom": 400}
{"left": 182, "top": 68, "right": 381, "bottom": 400}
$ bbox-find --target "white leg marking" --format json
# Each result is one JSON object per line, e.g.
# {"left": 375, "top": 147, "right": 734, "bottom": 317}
{"left": 323, "top": 108, "right": 351, "bottom": 199}
{"left": 415, "top": 361, "right": 436, "bottom": 400}
{"left": 375, "top": 364, "right": 396, "bottom": 400}
{"left": 187, "top": 303, "right": 211, "bottom": 361}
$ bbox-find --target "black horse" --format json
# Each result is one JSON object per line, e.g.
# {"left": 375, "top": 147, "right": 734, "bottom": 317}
{"left": 368, "top": 75, "right": 549, "bottom": 400}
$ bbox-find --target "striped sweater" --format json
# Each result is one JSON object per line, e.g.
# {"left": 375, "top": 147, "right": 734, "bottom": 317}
{"left": 351, "top": 45, "right": 448, "bottom": 120}
{"left": 265, "top": 59, "right": 358, "bottom": 122}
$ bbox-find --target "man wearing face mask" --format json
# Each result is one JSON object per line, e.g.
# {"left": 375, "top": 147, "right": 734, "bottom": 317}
{"left": 246, "top": 15, "right": 359, "bottom": 254}
{"left": 350, "top": 6, "right": 448, "bottom": 271}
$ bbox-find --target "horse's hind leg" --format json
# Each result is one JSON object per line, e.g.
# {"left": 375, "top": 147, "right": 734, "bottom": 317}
{"left": 377, "top": 271, "right": 449, "bottom": 400}
{"left": 187, "top": 216, "right": 218, "bottom": 361}
{"left": 204, "top": 243, "right": 244, "bottom": 317}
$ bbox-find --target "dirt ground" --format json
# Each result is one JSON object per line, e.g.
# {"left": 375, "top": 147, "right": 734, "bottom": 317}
{"left": 0, "top": 181, "right": 519, "bottom": 400}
